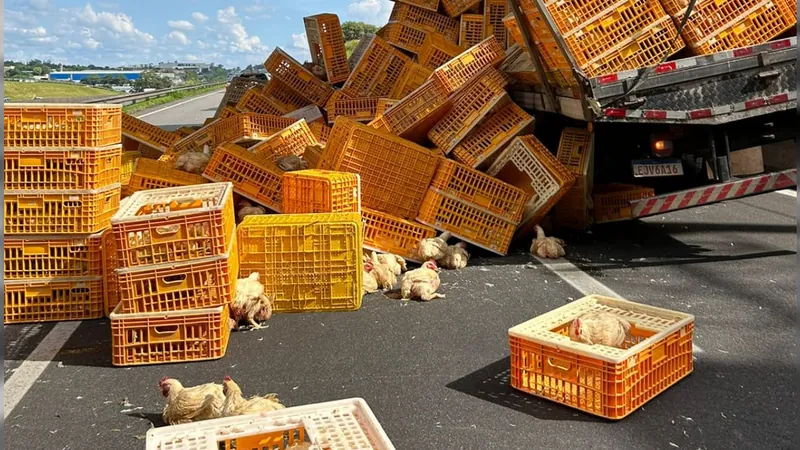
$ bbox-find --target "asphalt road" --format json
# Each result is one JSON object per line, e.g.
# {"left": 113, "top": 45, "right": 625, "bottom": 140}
{"left": 3, "top": 94, "right": 797, "bottom": 450}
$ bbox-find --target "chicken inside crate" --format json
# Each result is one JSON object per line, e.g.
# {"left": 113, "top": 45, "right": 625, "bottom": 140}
{"left": 508, "top": 295, "right": 695, "bottom": 420}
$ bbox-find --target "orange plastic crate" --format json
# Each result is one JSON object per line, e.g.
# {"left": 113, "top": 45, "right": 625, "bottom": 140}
{"left": 250, "top": 119, "right": 319, "bottom": 160}
{"left": 593, "top": 183, "right": 655, "bottom": 223}
{"left": 262, "top": 78, "right": 312, "bottom": 114}
{"left": 559, "top": 0, "right": 670, "bottom": 68}
{"left": 376, "top": 98, "right": 400, "bottom": 117}
{"left": 485, "top": 135, "right": 576, "bottom": 230}
{"left": 418, "top": 33, "right": 465, "bottom": 71}
{"left": 174, "top": 126, "right": 199, "bottom": 138}
{"left": 428, "top": 68, "right": 510, "bottom": 152}
{"left": 308, "top": 121, "right": 332, "bottom": 145}
{"left": 218, "top": 105, "right": 240, "bottom": 119}
{"left": 672, "top": 0, "right": 784, "bottom": 45}
{"left": 5, "top": 184, "right": 121, "bottom": 235}
{"left": 326, "top": 94, "right": 381, "bottom": 124}
{"left": 319, "top": 117, "right": 440, "bottom": 219}
{"left": 530, "top": 0, "right": 635, "bottom": 35}
{"left": 556, "top": 126, "right": 594, "bottom": 194}
{"left": 121, "top": 113, "right": 181, "bottom": 152}
{"left": 509, "top": 295, "right": 694, "bottom": 419}
{"left": 213, "top": 113, "right": 297, "bottom": 145}
{"left": 687, "top": 0, "right": 795, "bottom": 55}
{"left": 361, "top": 207, "right": 436, "bottom": 263}
{"left": 116, "top": 237, "right": 238, "bottom": 314}
{"left": 4, "top": 103, "right": 122, "bottom": 148}
{"left": 380, "top": 22, "right": 428, "bottom": 54}
{"left": 264, "top": 48, "right": 334, "bottom": 107}
{"left": 122, "top": 137, "right": 163, "bottom": 159}
{"left": 389, "top": 0, "right": 440, "bottom": 11}
{"left": 3, "top": 229, "right": 113, "bottom": 280}
{"left": 505, "top": 9, "right": 575, "bottom": 72}
{"left": 4, "top": 144, "right": 122, "bottom": 191}
{"left": 442, "top": 0, "right": 482, "bottom": 17}
{"left": 171, "top": 120, "right": 218, "bottom": 156}
{"left": 389, "top": 2, "right": 460, "bottom": 42}
{"left": 417, "top": 188, "right": 517, "bottom": 255}
{"left": 433, "top": 36, "right": 505, "bottom": 93}
{"left": 430, "top": 158, "right": 531, "bottom": 222}
{"left": 378, "top": 79, "right": 452, "bottom": 141}
{"left": 394, "top": 61, "right": 434, "bottom": 99}
{"left": 343, "top": 35, "right": 415, "bottom": 98}
{"left": 111, "top": 182, "right": 235, "bottom": 268}
{"left": 125, "top": 159, "right": 208, "bottom": 196}
{"left": 203, "top": 143, "right": 284, "bottom": 213}
{"left": 237, "top": 213, "right": 363, "bottom": 313}
{"left": 282, "top": 170, "right": 361, "bottom": 214}
{"left": 460, "top": 14, "right": 485, "bottom": 48}
{"left": 110, "top": 303, "right": 230, "bottom": 366}
{"left": 304, "top": 14, "right": 351, "bottom": 84}
{"left": 283, "top": 104, "right": 325, "bottom": 124}
{"left": 215, "top": 76, "right": 267, "bottom": 117}
{"left": 235, "top": 88, "right": 285, "bottom": 116}
{"left": 583, "top": 14, "right": 684, "bottom": 78}
{"left": 451, "top": 101, "right": 534, "bottom": 169}
{"left": 4, "top": 277, "right": 106, "bottom": 324}
{"left": 484, "top": 0, "right": 509, "bottom": 48}
{"left": 121, "top": 150, "right": 140, "bottom": 186}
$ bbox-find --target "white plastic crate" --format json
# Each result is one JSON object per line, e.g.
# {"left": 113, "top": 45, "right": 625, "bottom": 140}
{"left": 145, "top": 398, "right": 395, "bottom": 450}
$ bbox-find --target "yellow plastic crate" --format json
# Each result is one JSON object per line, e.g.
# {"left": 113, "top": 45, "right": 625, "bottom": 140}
{"left": 124, "top": 158, "right": 209, "bottom": 196}
{"left": 362, "top": 206, "right": 437, "bottom": 263}
{"left": 4, "top": 144, "right": 122, "bottom": 191}
{"left": 442, "top": 0, "right": 482, "bottom": 17}
{"left": 237, "top": 213, "right": 363, "bottom": 313}
{"left": 282, "top": 170, "right": 361, "bottom": 214}
{"left": 234, "top": 88, "right": 285, "bottom": 116}
{"left": 121, "top": 113, "right": 181, "bottom": 153}
{"left": 417, "top": 32, "right": 465, "bottom": 71}
{"left": 379, "top": 21, "right": 428, "bottom": 54}
{"left": 121, "top": 150, "right": 140, "bottom": 186}
{"left": 484, "top": 0, "right": 509, "bottom": 48}
{"left": 342, "top": 35, "right": 414, "bottom": 98}
{"left": 304, "top": 13, "right": 351, "bottom": 84}
{"left": 4, "top": 277, "right": 105, "bottom": 324}
{"left": 451, "top": 100, "right": 534, "bottom": 169}
{"left": 213, "top": 113, "right": 297, "bottom": 145}
{"left": 250, "top": 119, "right": 319, "bottom": 160}
{"left": 460, "top": 14, "right": 485, "bottom": 49}
{"left": 593, "top": 183, "right": 655, "bottom": 223}
{"left": 377, "top": 79, "right": 452, "bottom": 142}
{"left": 203, "top": 143, "right": 284, "bottom": 213}
{"left": 264, "top": 48, "right": 334, "bottom": 107}
{"left": 509, "top": 295, "right": 694, "bottom": 419}
{"left": 389, "top": 2, "right": 460, "bottom": 42}
{"left": 326, "top": 93, "right": 381, "bottom": 124}
{"left": 262, "top": 78, "right": 312, "bottom": 114}
{"left": 5, "top": 103, "right": 122, "bottom": 149}
{"left": 4, "top": 229, "right": 113, "bottom": 280}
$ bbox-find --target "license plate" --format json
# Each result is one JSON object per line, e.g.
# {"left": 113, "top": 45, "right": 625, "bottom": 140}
{"left": 632, "top": 159, "right": 684, "bottom": 178}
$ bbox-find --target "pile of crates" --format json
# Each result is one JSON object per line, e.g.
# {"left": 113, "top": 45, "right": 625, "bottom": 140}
{"left": 108, "top": 182, "right": 238, "bottom": 366}
{"left": 3, "top": 103, "right": 123, "bottom": 324}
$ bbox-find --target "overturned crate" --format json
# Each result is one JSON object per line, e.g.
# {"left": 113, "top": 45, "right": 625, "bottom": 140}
{"left": 450, "top": 100, "right": 534, "bottom": 169}
{"left": 124, "top": 158, "right": 208, "bottom": 196}
{"left": 121, "top": 113, "right": 182, "bottom": 154}
{"left": 203, "top": 143, "right": 284, "bottom": 213}
{"left": 282, "top": 170, "right": 361, "bottom": 214}
{"left": 361, "top": 207, "right": 437, "bottom": 263}
{"left": 389, "top": 2, "right": 460, "bottom": 42}
{"left": 304, "top": 13, "right": 351, "bottom": 84}
{"left": 264, "top": 48, "right": 334, "bottom": 107}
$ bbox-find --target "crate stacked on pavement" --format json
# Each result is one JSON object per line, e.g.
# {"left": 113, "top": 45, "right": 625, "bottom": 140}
{"left": 3, "top": 103, "right": 123, "bottom": 324}
{"left": 108, "top": 182, "right": 237, "bottom": 366}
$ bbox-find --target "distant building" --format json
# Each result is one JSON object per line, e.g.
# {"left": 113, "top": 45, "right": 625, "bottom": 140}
{"left": 156, "top": 62, "right": 211, "bottom": 73}
{"left": 48, "top": 70, "right": 142, "bottom": 82}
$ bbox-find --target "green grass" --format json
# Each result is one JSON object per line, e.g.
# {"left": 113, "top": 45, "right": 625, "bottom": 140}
{"left": 4, "top": 81, "right": 116, "bottom": 100}
{"left": 123, "top": 83, "right": 226, "bottom": 114}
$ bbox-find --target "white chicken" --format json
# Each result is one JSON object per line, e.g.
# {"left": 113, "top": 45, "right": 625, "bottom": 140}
{"left": 221, "top": 376, "right": 285, "bottom": 417}
{"left": 362, "top": 260, "right": 379, "bottom": 294}
{"left": 370, "top": 251, "right": 397, "bottom": 290}
{"left": 530, "top": 225, "right": 566, "bottom": 259}
{"left": 231, "top": 272, "right": 273, "bottom": 330}
{"left": 415, "top": 231, "right": 452, "bottom": 261}
{"left": 375, "top": 252, "right": 408, "bottom": 276}
{"left": 400, "top": 260, "right": 445, "bottom": 301}
{"left": 236, "top": 198, "right": 267, "bottom": 222}
{"left": 174, "top": 144, "right": 211, "bottom": 174}
{"left": 275, "top": 154, "right": 309, "bottom": 172}
{"left": 437, "top": 242, "right": 469, "bottom": 270}
{"left": 568, "top": 311, "right": 631, "bottom": 348}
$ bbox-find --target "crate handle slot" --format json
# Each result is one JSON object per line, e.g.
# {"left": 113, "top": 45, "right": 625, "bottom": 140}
{"left": 155, "top": 225, "right": 180, "bottom": 236}
{"left": 152, "top": 325, "right": 179, "bottom": 336}
{"left": 20, "top": 155, "right": 46, "bottom": 167}
{"left": 17, "top": 197, "right": 44, "bottom": 209}
{"left": 547, "top": 357, "right": 571, "bottom": 371}
{"left": 23, "top": 243, "right": 49, "bottom": 255}
{"left": 161, "top": 274, "right": 187, "bottom": 285}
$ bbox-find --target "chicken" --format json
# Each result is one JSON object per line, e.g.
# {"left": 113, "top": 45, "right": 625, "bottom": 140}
{"left": 376, "top": 252, "right": 407, "bottom": 276}
{"left": 416, "top": 231, "right": 451, "bottom": 261}
{"left": 363, "top": 261, "right": 379, "bottom": 294}
{"left": 530, "top": 225, "right": 566, "bottom": 259}
{"left": 174, "top": 144, "right": 210, "bottom": 174}
{"left": 231, "top": 272, "right": 273, "bottom": 330}
{"left": 275, "top": 154, "right": 308, "bottom": 172}
{"left": 237, "top": 198, "right": 267, "bottom": 222}
{"left": 568, "top": 311, "right": 632, "bottom": 348}
{"left": 221, "top": 376, "right": 286, "bottom": 417}
{"left": 400, "top": 260, "right": 445, "bottom": 301}
{"left": 438, "top": 242, "right": 469, "bottom": 270}
{"left": 370, "top": 251, "right": 397, "bottom": 290}
{"left": 159, "top": 376, "right": 225, "bottom": 425}
{"left": 303, "top": 62, "right": 327, "bottom": 81}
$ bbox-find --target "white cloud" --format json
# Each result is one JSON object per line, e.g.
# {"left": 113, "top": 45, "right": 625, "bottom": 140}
{"left": 17, "top": 26, "right": 49, "bottom": 37}
{"left": 290, "top": 32, "right": 311, "bottom": 63}
{"left": 76, "top": 4, "right": 155, "bottom": 45}
{"left": 185, "top": 54, "right": 200, "bottom": 61}
{"left": 192, "top": 12, "right": 209, "bottom": 23}
{"left": 84, "top": 38, "right": 101, "bottom": 50}
{"left": 214, "top": 7, "right": 268, "bottom": 54}
{"left": 347, "top": 0, "right": 392, "bottom": 26}
{"left": 168, "top": 31, "right": 190, "bottom": 46}
{"left": 168, "top": 20, "right": 195, "bottom": 31}
{"left": 196, "top": 40, "right": 208, "bottom": 49}
{"left": 30, "top": 0, "right": 51, "bottom": 10}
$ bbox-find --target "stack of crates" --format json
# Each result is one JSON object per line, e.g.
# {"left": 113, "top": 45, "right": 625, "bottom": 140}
{"left": 214, "top": 75, "right": 268, "bottom": 118}
{"left": 108, "top": 182, "right": 237, "bottom": 366}
{"left": 554, "top": 127, "right": 595, "bottom": 230}
{"left": 3, "top": 103, "right": 123, "bottom": 324}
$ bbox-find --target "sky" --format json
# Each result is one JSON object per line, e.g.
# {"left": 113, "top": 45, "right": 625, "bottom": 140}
{"left": 3, "top": 0, "right": 394, "bottom": 68}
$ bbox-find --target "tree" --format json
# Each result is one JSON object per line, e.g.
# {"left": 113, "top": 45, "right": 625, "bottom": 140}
{"left": 133, "top": 70, "right": 172, "bottom": 91}
{"left": 81, "top": 74, "right": 101, "bottom": 85}
{"left": 341, "top": 21, "right": 378, "bottom": 42}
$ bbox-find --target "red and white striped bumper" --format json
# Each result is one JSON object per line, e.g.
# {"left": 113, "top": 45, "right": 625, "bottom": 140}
{"left": 630, "top": 169, "right": 797, "bottom": 218}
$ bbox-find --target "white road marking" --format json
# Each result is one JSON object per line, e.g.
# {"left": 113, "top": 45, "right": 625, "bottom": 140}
{"left": 535, "top": 256, "right": 705, "bottom": 354}
{"left": 136, "top": 89, "right": 223, "bottom": 118}
{"left": 776, "top": 189, "right": 797, "bottom": 198}
{"left": 4, "top": 322, "right": 82, "bottom": 419}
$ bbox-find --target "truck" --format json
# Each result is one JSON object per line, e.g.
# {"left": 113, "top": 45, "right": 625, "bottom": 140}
{"left": 506, "top": 0, "right": 796, "bottom": 228}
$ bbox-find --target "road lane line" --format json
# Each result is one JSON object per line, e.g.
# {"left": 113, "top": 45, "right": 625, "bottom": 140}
{"left": 136, "top": 89, "right": 224, "bottom": 119}
{"left": 4, "top": 322, "right": 81, "bottom": 419}
{"left": 776, "top": 189, "right": 797, "bottom": 198}
{"left": 535, "top": 256, "right": 705, "bottom": 354}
